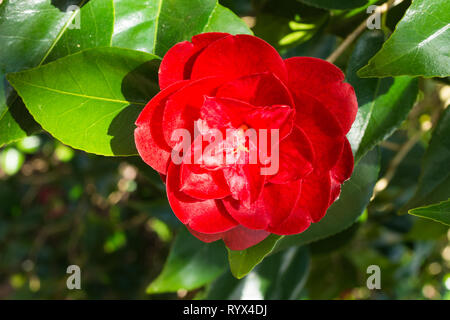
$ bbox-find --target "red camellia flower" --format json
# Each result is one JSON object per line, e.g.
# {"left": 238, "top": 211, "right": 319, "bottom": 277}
{"left": 135, "top": 32, "right": 358, "bottom": 250}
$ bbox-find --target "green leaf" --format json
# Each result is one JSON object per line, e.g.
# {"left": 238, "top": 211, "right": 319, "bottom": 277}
{"left": 206, "top": 246, "right": 309, "bottom": 299}
{"left": 201, "top": 4, "right": 253, "bottom": 35}
{"left": 112, "top": 0, "right": 252, "bottom": 57}
{"left": 0, "top": 99, "right": 41, "bottom": 148}
{"left": 229, "top": 147, "right": 380, "bottom": 276}
{"left": 261, "top": 246, "right": 310, "bottom": 300}
{"left": 7, "top": 47, "right": 160, "bottom": 156}
{"left": 0, "top": 0, "right": 115, "bottom": 146}
{"left": 147, "top": 228, "right": 227, "bottom": 294}
{"left": 358, "top": 0, "right": 450, "bottom": 78}
{"left": 402, "top": 107, "right": 450, "bottom": 211}
{"left": 275, "top": 148, "right": 380, "bottom": 251}
{"left": 346, "top": 31, "right": 419, "bottom": 161}
{"left": 227, "top": 234, "right": 282, "bottom": 279}
{"left": 409, "top": 199, "right": 450, "bottom": 226}
{"left": 406, "top": 217, "right": 449, "bottom": 241}
{"left": 0, "top": 0, "right": 80, "bottom": 76}
{"left": 0, "top": 0, "right": 76, "bottom": 139}
{"left": 297, "top": 0, "right": 369, "bottom": 10}
{"left": 46, "top": 0, "right": 115, "bottom": 62}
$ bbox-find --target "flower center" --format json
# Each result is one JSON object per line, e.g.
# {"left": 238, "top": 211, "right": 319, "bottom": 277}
{"left": 234, "top": 124, "right": 250, "bottom": 154}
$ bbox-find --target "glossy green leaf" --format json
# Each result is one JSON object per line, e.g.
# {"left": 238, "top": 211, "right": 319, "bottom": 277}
{"left": 406, "top": 217, "right": 449, "bottom": 241}
{"left": 112, "top": 0, "right": 252, "bottom": 57}
{"left": 147, "top": 228, "right": 227, "bottom": 294}
{"left": 206, "top": 246, "right": 309, "bottom": 299}
{"left": 409, "top": 199, "right": 450, "bottom": 226}
{"left": 358, "top": 0, "right": 450, "bottom": 78}
{"left": 402, "top": 107, "right": 450, "bottom": 211}
{"left": 227, "top": 234, "right": 282, "bottom": 279}
{"left": 0, "top": 77, "right": 8, "bottom": 120}
{"left": 275, "top": 148, "right": 380, "bottom": 251}
{"left": 346, "top": 31, "right": 419, "bottom": 161}
{"left": 7, "top": 48, "right": 160, "bottom": 156}
{"left": 0, "top": 0, "right": 75, "bottom": 142}
{"left": 46, "top": 0, "right": 115, "bottom": 62}
{"left": 261, "top": 246, "right": 310, "bottom": 299}
{"left": 0, "top": 0, "right": 78, "bottom": 77}
{"left": 297, "top": 0, "right": 368, "bottom": 10}
{"left": 0, "top": 99, "right": 41, "bottom": 148}
{"left": 0, "top": 0, "right": 115, "bottom": 147}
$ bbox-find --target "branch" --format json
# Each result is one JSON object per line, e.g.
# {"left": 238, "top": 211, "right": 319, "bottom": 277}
{"left": 326, "top": 1, "right": 399, "bottom": 64}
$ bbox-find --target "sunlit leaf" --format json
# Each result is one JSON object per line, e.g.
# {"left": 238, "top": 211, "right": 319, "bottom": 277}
{"left": 358, "top": 0, "right": 450, "bottom": 78}
{"left": 7, "top": 48, "right": 160, "bottom": 156}
{"left": 112, "top": 0, "right": 252, "bottom": 57}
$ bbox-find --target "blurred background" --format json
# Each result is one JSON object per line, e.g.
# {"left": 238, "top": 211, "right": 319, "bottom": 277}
{"left": 0, "top": 0, "right": 449, "bottom": 299}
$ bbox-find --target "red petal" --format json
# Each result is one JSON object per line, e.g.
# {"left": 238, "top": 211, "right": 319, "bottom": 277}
{"left": 180, "top": 164, "right": 231, "bottom": 200}
{"left": 166, "top": 162, "right": 238, "bottom": 233}
{"left": 162, "top": 76, "right": 226, "bottom": 148}
{"left": 200, "top": 96, "right": 252, "bottom": 129}
{"left": 191, "top": 34, "right": 288, "bottom": 84}
{"left": 216, "top": 72, "right": 294, "bottom": 107}
{"left": 297, "top": 172, "right": 332, "bottom": 223}
{"left": 329, "top": 179, "right": 342, "bottom": 207}
{"left": 329, "top": 138, "right": 354, "bottom": 204}
{"left": 222, "top": 180, "right": 302, "bottom": 230}
{"left": 331, "top": 138, "right": 354, "bottom": 184}
{"left": 245, "top": 105, "right": 294, "bottom": 137}
{"left": 293, "top": 90, "right": 345, "bottom": 171}
{"left": 268, "top": 172, "right": 331, "bottom": 234}
{"left": 223, "top": 163, "right": 266, "bottom": 208}
{"left": 135, "top": 81, "right": 188, "bottom": 174}
{"left": 266, "top": 206, "right": 311, "bottom": 235}
{"left": 201, "top": 96, "right": 294, "bottom": 136}
{"left": 285, "top": 57, "right": 357, "bottom": 133}
{"left": 159, "top": 32, "right": 229, "bottom": 90}
{"left": 270, "top": 126, "right": 314, "bottom": 184}
{"left": 188, "top": 225, "right": 270, "bottom": 251}
{"left": 187, "top": 226, "right": 223, "bottom": 243}
{"left": 222, "top": 226, "right": 270, "bottom": 251}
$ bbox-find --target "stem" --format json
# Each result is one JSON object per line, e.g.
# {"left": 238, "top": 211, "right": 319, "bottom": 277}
{"left": 372, "top": 90, "right": 444, "bottom": 199}
{"left": 326, "top": 20, "right": 367, "bottom": 64}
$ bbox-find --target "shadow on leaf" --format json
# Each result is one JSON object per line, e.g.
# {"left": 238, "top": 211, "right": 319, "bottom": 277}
{"left": 108, "top": 59, "right": 160, "bottom": 155}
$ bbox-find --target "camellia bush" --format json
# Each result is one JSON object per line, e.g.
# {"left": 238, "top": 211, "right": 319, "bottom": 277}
{"left": 0, "top": 0, "right": 449, "bottom": 300}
